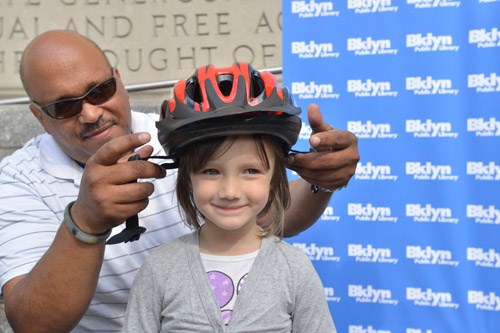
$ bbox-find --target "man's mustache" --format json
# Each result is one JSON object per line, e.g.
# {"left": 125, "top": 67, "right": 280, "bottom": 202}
{"left": 80, "top": 118, "right": 115, "bottom": 139}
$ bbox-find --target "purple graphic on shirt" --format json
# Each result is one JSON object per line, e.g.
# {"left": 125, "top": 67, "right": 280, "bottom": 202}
{"left": 207, "top": 271, "right": 234, "bottom": 308}
{"left": 221, "top": 309, "right": 233, "bottom": 325}
{"left": 237, "top": 273, "right": 248, "bottom": 294}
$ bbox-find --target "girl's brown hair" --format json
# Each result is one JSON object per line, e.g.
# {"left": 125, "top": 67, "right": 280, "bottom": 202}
{"left": 176, "top": 134, "right": 290, "bottom": 238}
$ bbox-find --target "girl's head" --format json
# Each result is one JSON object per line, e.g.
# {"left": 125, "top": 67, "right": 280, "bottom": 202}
{"left": 158, "top": 63, "right": 302, "bottom": 237}
{"left": 176, "top": 133, "right": 290, "bottom": 238}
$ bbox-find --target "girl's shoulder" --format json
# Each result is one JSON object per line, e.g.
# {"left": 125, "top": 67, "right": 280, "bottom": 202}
{"left": 266, "top": 236, "right": 313, "bottom": 266}
{"left": 148, "top": 231, "right": 197, "bottom": 263}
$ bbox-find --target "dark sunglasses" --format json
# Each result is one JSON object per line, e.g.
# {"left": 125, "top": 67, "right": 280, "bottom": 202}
{"left": 32, "top": 72, "right": 117, "bottom": 119}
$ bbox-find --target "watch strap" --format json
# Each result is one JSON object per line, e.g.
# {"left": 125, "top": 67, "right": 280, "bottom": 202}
{"left": 63, "top": 201, "right": 111, "bottom": 244}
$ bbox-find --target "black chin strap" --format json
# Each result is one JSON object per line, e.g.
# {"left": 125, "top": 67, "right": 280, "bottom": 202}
{"left": 106, "top": 154, "right": 148, "bottom": 245}
{"left": 106, "top": 213, "right": 146, "bottom": 244}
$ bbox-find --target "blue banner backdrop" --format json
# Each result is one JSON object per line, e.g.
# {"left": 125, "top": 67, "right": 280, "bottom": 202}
{"left": 283, "top": 1, "right": 500, "bottom": 332}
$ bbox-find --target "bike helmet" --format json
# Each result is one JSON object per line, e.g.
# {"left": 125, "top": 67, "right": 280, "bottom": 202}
{"left": 157, "top": 62, "right": 302, "bottom": 158}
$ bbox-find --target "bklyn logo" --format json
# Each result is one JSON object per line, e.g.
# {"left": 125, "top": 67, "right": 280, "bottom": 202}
{"left": 348, "top": 120, "right": 398, "bottom": 139}
{"left": 324, "top": 287, "right": 341, "bottom": 303}
{"left": 347, "top": 37, "right": 398, "bottom": 56}
{"left": 322, "top": 206, "right": 341, "bottom": 222}
{"left": 348, "top": 244, "right": 398, "bottom": 264}
{"left": 466, "top": 204, "right": 500, "bottom": 225}
{"left": 407, "top": 245, "right": 459, "bottom": 267}
{"left": 349, "top": 325, "right": 391, "bottom": 333}
{"left": 291, "top": 41, "right": 340, "bottom": 59}
{"left": 467, "top": 247, "right": 500, "bottom": 268}
{"left": 406, "top": 76, "right": 459, "bottom": 95}
{"left": 466, "top": 161, "right": 500, "bottom": 180}
{"left": 468, "top": 73, "right": 500, "bottom": 93}
{"left": 406, "top": 119, "right": 458, "bottom": 138}
{"left": 467, "top": 117, "right": 500, "bottom": 137}
{"left": 347, "top": 79, "right": 398, "bottom": 97}
{"left": 347, "top": 0, "right": 398, "bottom": 13}
{"left": 292, "top": 243, "right": 340, "bottom": 262}
{"left": 291, "top": 0, "right": 340, "bottom": 18}
{"left": 348, "top": 284, "right": 398, "bottom": 305}
{"left": 406, "top": 162, "right": 459, "bottom": 181}
{"left": 406, "top": 287, "right": 459, "bottom": 309}
{"left": 406, "top": 33, "right": 460, "bottom": 52}
{"left": 469, "top": 28, "right": 500, "bottom": 48}
{"left": 468, "top": 290, "right": 500, "bottom": 311}
{"left": 348, "top": 203, "right": 398, "bottom": 222}
{"left": 406, "top": 204, "right": 459, "bottom": 224}
{"left": 407, "top": 0, "right": 461, "bottom": 9}
{"left": 292, "top": 81, "right": 340, "bottom": 99}
{"left": 355, "top": 162, "right": 398, "bottom": 181}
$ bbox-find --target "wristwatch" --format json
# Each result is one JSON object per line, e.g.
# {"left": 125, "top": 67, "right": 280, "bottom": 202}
{"left": 63, "top": 201, "right": 111, "bottom": 244}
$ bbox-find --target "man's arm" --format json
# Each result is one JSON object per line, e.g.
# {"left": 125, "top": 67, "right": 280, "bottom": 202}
{"left": 283, "top": 178, "right": 332, "bottom": 237}
{"left": 2, "top": 133, "right": 165, "bottom": 332}
{"left": 3, "top": 226, "right": 106, "bottom": 332}
{"left": 283, "top": 104, "right": 359, "bottom": 237}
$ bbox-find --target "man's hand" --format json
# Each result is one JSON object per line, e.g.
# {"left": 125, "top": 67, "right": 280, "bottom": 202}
{"left": 286, "top": 104, "right": 359, "bottom": 191}
{"left": 71, "top": 132, "right": 166, "bottom": 234}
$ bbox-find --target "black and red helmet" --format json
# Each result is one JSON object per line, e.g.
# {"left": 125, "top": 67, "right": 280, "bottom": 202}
{"left": 157, "top": 62, "right": 302, "bottom": 157}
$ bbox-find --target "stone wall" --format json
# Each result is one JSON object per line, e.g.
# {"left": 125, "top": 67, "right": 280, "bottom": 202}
{"left": 0, "top": 104, "right": 43, "bottom": 160}
{"left": 0, "top": 302, "right": 12, "bottom": 333}
{"left": 0, "top": 0, "right": 282, "bottom": 98}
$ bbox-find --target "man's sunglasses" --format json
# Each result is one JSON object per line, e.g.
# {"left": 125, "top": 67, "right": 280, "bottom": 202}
{"left": 31, "top": 72, "right": 117, "bottom": 119}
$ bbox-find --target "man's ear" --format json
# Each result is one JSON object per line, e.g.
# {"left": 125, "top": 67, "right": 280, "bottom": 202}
{"left": 29, "top": 104, "right": 50, "bottom": 133}
{"left": 114, "top": 67, "right": 122, "bottom": 80}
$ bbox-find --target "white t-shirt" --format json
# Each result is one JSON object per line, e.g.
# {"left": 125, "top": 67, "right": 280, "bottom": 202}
{"left": 201, "top": 249, "right": 259, "bottom": 325}
{"left": 0, "top": 112, "right": 191, "bottom": 332}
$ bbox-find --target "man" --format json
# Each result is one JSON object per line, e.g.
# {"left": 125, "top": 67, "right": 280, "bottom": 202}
{"left": 0, "top": 30, "right": 359, "bottom": 332}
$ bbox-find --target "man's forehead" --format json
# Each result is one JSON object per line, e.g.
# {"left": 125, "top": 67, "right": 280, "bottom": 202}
{"left": 27, "top": 57, "right": 111, "bottom": 104}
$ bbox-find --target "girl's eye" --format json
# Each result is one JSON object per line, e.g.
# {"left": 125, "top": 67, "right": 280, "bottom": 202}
{"left": 245, "top": 168, "right": 259, "bottom": 175}
{"left": 203, "top": 169, "right": 219, "bottom": 175}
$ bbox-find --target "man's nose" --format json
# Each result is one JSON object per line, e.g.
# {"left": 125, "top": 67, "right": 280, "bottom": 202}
{"left": 78, "top": 101, "right": 104, "bottom": 123}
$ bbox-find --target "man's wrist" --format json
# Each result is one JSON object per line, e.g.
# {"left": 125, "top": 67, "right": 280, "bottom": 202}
{"left": 63, "top": 201, "right": 111, "bottom": 244}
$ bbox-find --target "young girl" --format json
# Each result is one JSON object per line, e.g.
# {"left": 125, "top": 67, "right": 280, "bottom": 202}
{"left": 123, "top": 63, "right": 336, "bottom": 332}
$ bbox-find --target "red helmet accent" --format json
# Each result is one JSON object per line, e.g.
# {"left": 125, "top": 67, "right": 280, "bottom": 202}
{"left": 157, "top": 62, "right": 302, "bottom": 156}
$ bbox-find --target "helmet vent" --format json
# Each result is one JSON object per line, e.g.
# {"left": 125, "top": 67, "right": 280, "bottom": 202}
{"left": 186, "top": 77, "right": 203, "bottom": 103}
{"left": 250, "top": 72, "right": 265, "bottom": 98}
{"left": 216, "top": 74, "right": 234, "bottom": 97}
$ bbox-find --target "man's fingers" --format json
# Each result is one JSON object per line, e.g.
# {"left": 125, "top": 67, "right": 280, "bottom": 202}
{"left": 101, "top": 159, "right": 166, "bottom": 185}
{"left": 117, "top": 145, "right": 155, "bottom": 164}
{"left": 288, "top": 149, "right": 346, "bottom": 169}
{"left": 307, "top": 103, "right": 332, "bottom": 134}
{"left": 311, "top": 128, "right": 358, "bottom": 151}
{"left": 289, "top": 143, "right": 359, "bottom": 169}
{"left": 288, "top": 161, "right": 352, "bottom": 190}
{"left": 90, "top": 132, "right": 151, "bottom": 166}
{"left": 307, "top": 103, "right": 347, "bottom": 151}
{"left": 111, "top": 181, "right": 155, "bottom": 205}
{"left": 91, "top": 198, "right": 151, "bottom": 228}
{"left": 287, "top": 142, "right": 358, "bottom": 190}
